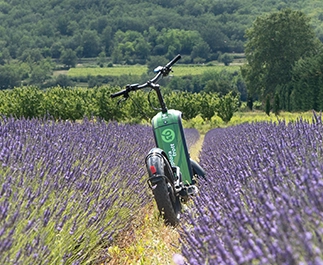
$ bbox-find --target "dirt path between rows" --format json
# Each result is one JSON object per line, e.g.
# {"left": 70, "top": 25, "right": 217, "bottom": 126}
{"left": 189, "top": 134, "right": 205, "bottom": 162}
{"left": 105, "top": 134, "right": 205, "bottom": 264}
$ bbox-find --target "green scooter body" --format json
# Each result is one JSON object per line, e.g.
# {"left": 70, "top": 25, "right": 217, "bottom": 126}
{"left": 151, "top": 109, "right": 193, "bottom": 185}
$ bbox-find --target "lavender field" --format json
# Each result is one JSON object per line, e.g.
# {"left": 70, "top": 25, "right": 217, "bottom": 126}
{"left": 181, "top": 114, "right": 323, "bottom": 264}
{"left": 0, "top": 117, "right": 200, "bottom": 264}
{"left": 2, "top": 114, "right": 323, "bottom": 264}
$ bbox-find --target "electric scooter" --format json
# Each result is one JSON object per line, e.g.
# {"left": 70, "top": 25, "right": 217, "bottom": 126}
{"left": 111, "top": 54, "right": 205, "bottom": 226}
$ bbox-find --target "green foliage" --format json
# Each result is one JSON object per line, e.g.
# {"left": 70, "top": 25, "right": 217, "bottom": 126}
{"left": 198, "top": 92, "right": 219, "bottom": 121}
{"left": 81, "top": 30, "right": 101, "bottom": 58}
{"left": 111, "top": 30, "right": 150, "bottom": 64}
{"left": 216, "top": 91, "right": 239, "bottom": 123}
{"left": 60, "top": 49, "right": 77, "bottom": 68}
{"left": 246, "top": 97, "right": 253, "bottom": 111}
{"left": 167, "top": 91, "right": 201, "bottom": 120}
{"left": 97, "top": 51, "right": 107, "bottom": 67}
{"left": 265, "top": 96, "right": 271, "bottom": 116}
{"left": 29, "top": 59, "right": 53, "bottom": 86}
{"left": 95, "top": 86, "right": 124, "bottom": 121}
{"left": 147, "top": 56, "right": 169, "bottom": 74}
{"left": 0, "top": 87, "right": 44, "bottom": 118}
{"left": 191, "top": 41, "right": 211, "bottom": 60}
{"left": 273, "top": 93, "right": 280, "bottom": 115}
{"left": 0, "top": 64, "right": 22, "bottom": 89}
{"left": 1, "top": 0, "right": 322, "bottom": 112}
{"left": 241, "top": 8, "right": 322, "bottom": 108}
{"left": 218, "top": 53, "right": 234, "bottom": 66}
{"left": 0, "top": 0, "right": 322, "bottom": 65}
{"left": 54, "top": 75, "right": 75, "bottom": 88}
{"left": 202, "top": 70, "right": 237, "bottom": 95}
{"left": 290, "top": 50, "right": 323, "bottom": 111}
{"left": 0, "top": 86, "right": 240, "bottom": 124}
{"left": 66, "top": 65, "right": 244, "bottom": 99}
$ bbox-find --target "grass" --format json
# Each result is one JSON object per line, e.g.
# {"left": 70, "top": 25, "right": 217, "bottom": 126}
{"left": 67, "top": 64, "right": 241, "bottom": 77}
{"left": 183, "top": 110, "right": 316, "bottom": 134}
{"left": 105, "top": 202, "right": 182, "bottom": 265}
{"left": 67, "top": 65, "right": 147, "bottom": 77}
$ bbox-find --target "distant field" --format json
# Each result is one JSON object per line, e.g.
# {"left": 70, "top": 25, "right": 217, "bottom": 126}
{"left": 67, "top": 64, "right": 242, "bottom": 77}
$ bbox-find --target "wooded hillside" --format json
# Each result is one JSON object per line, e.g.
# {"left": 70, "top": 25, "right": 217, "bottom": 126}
{"left": 0, "top": 0, "right": 323, "bottom": 63}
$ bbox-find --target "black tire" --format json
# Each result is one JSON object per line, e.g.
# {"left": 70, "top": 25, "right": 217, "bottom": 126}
{"left": 152, "top": 176, "right": 181, "bottom": 226}
{"left": 146, "top": 148, "right": 181, "bottom": 226}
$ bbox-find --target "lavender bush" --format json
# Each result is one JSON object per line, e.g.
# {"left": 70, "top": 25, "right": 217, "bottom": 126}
{"left": 0, "top": 117, "right": 156, "bottom": 264}
{"left": 181, "top": 114, "right": 323, "bottom": 264}
{"left": 0, "top": 116, "right": 200, "bottom": 264}
{"left": 184, "top": 128, "right": 200, "bottom": 150}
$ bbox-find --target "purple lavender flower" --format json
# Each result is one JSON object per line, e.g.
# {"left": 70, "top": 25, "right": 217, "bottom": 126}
{"left": 181, "top": 114, "right": 323, "bottom": 264}
{"left": 0, "top": 117, "right": 155, "bottom": 263}
{"left": 173, "top": 253, "right": 186, "bottom": 265}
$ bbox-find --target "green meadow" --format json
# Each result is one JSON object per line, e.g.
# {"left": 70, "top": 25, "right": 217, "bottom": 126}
{"left": 67, "top": 64, "right": 242, "bottom": 77}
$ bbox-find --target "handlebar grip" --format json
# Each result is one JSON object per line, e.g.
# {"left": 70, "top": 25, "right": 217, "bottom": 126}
{"left": 165, "top": 54, "right": 181, "bottom": 68}
{"left": 110, "top": 89, "right": 127, "bottom": 98}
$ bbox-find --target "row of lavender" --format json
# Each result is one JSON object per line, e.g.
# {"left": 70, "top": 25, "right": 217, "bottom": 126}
{"left": 0, "top": 117, "right": 155, "bottom": 264}
{"left": 181, "top": 114, "right": 323, "bottom": 264}
{"left": 0, "top": 116, "right": 200, "bottom": 264}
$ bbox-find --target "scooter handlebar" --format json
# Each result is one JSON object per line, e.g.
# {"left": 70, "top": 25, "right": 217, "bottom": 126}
{"left": 165, "top": 54, "right": 181, "bottom": 69}
{"left": 110, "top": 54, "right": 181, "bottom": 98}
{"left": 110, "top": 89, "right": 127, "bottom": 98}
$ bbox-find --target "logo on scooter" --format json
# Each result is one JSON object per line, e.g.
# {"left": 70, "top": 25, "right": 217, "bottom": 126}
{"left": 161, "top": 129, "right": 175, "bottom": 143}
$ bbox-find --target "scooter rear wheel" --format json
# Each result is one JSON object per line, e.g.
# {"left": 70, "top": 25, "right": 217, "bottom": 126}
{"left": 152, "top": 175, "right": 181, "bottom": 226}
{"left": 146, "top": 148, "right": 181, "bottom": 226}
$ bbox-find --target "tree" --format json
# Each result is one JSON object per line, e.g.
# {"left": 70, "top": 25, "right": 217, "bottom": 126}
{"left": 218, "top": 53, "right": 234, "bottom": 66}
{"left": 55, "top": 74, "right": 74, "bottom": 88}
{"left": 216, "top": 91, "right": 239, "bottom": 123}
{"left": 111, "top": 30, "right": 150, "bottom": 63}
{"left": 134, "top": 38, "right": 151, "bottom": 60}
{"left": 202, "top": 70, "right": 234, "bottom": 95}
{"left": 273, "top": 93, "right": 280, "bottom": 115}
{"left": 290, "top": 52, "right": 323, "bottom": 111}
{"left": 156, "top": 29, "right": 204, "bottom": 57}
{"left": 19, "top": 48, "right": 44, "bottom": 63}
{"left": 265, "top": 96, "right": 271, "bottom": 116}
{"left": 247, "top": 96, "right": 253, "bottom": 110}
{"left": 29, "top": 60, "right": 53, "bottom": 86}
{"left": 97, "top": 51, "right": 106, "bottom": 67}
{"left": 199, "top": 18, "right": 230, "bottom": 53}
{"left": 191, "top": 41, "right": 211, "bottom": 60}
{"left": 81, "top": 30, "right": 100, "bottom": 58}
{"left": 0, "top": 48, "right": 11, "bottom": 65}
{"left": 241, "top": 9, "right": 321, "bottom": 108}
{"left": 0, "top": 64, "right": 22, "bottom": 89}
{"left": 102, "top": 26, "right": 113, "bottom": 55}
{"left": 147, "top": 56, "right": 168, "bottom": 74}
{"left": 60, "top": 48, "right": 77, "bottom": 68}
{"left": 167, "top": 92, "right": 200, "bottom": 120}
{"left": 198, "top": 92, "right": 219, "bottom": 121}
{"left": 51, "top": 42, "right": 64, "bottom": 59}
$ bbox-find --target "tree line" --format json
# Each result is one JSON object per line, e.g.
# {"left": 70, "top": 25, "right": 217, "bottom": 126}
{"left": 0, "top": 86, "right": 239, "bottom": 123}
{"left": 0, "top": 0, "right": 322, "bottom": 65}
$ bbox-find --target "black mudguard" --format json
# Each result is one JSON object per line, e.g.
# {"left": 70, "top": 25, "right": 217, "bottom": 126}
{"left": 145, "top": 148, "right": 175, "bottom": 185}
{"left": 190, "top": 159, "right": 206, "bottom": 179}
